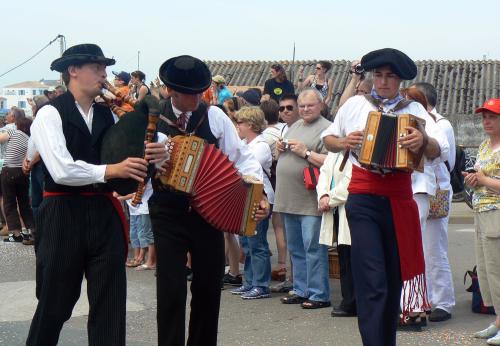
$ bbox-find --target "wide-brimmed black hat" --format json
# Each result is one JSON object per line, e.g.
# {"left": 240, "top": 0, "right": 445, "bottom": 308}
{"left": 360, "top": 48, "right": 417, "bottom": 80}
{"left": 50, "top": 44, "right": 115, "bottom": 72}
{"left": 159, "top": 55, "right": 211, "bottom": 94}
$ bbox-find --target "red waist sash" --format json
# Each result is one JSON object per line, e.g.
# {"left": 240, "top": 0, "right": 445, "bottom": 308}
{"left": 348, "top": 165, "right": 430, "bottom": 313}
{"left": 43, "top": 191, "right": 129, "bottom": 259}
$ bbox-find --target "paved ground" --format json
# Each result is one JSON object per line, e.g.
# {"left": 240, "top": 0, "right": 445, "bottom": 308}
{"left": 0, "top": 202, "right": 493, "bottom": 345}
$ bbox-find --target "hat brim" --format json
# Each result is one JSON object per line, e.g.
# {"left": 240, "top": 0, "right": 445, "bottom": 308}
{"left": 475, "top": 106, "right": 500, "bottom": 115}
{"left": 51, "top": 54, "right": 116, "bottom": 72}
{"left": 159, "top": 57, "right": 211, "bottom": 95}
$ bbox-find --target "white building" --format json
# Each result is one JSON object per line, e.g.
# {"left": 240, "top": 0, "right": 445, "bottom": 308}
{"left": 1, "top": 80, "right": 58, "bottom": 116}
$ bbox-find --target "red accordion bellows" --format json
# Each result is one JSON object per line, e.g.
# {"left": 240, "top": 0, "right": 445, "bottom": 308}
{"left": 160, "top": 136, "right": 263, "bottom": 236}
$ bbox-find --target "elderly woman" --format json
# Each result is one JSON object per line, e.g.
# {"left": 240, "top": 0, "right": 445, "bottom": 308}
{"left": 230, "top": 106, "right": 274, "bottom": 299}
{"left": 0, "top": 116, "right": 34, "bottom": 243}
{"left": 275, "top": 88, "right": 332, "bottom": 309}
{"left": 298, "top": 61, "right": 334, "bottom": 105}
{"left": 464, "top": 99, "right": 500, "bottom": 345}
{"left": 263, "top": 64, "right": 295, "bottom": 104}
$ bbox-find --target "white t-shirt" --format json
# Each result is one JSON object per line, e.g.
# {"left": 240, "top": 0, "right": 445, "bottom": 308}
{"left": 262, "top": 123, "right": 285, "bottom": 160}
{"left": 126, "top": 181, "right": 153, "bottom": 215}
{"left": 247, "top": 134, "right": 275, "bottom": 204}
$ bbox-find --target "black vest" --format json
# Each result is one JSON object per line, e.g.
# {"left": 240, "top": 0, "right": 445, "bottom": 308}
{"left": 151, "top": 99, "right": 218, "bottom": 207}
{"left": 43, "top": 92, "right": 115, "bottom": 193}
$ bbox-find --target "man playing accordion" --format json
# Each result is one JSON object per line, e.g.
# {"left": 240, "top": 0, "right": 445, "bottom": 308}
{"left": 322, "top": 48, "right": 449, "bottom": 346}
{"left": 149, "top": 55, "right": 269, "bottom": 346}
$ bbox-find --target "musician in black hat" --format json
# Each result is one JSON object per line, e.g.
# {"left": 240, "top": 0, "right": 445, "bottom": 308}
{"left": 26, "top": 43, "right": 167, "bottom": 346}
{"left": 150, "top": 55, "right": 269, "bottom": 346}
{"left": 321, "top": 48, "right": 449, "bottom": 346}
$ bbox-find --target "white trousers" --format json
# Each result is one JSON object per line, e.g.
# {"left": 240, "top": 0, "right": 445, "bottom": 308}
{"left": 421, "top": 192, "right": 456, "bottom": 313}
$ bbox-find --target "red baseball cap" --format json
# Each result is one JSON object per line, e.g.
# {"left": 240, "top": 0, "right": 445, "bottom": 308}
{"left": 475, "top": 98, "right": 500, "bottom": 115}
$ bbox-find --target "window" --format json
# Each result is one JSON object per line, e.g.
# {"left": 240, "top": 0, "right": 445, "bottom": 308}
{"left": 18, "top": 101, "right": 26, "bottom": 108}
{"left": 18, "top": 90, "right": 25, "bottom": 96}
{"left": 32, "top": 89, "right": 37, "bottom": 95}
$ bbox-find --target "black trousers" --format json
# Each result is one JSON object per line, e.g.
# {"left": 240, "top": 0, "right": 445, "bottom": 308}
{"left": 345, "top": 194, "right": 402, "bottom": 346}
{"left": 1, "top": 167, "right": 34, "bottom": 231}
{"left": 149, "top": 197, "right": 225, "bottom": 346}
{"left": 27, "top": 195, "right": 126, "bottom": 346}
{"left": 333, "top": 209, "right": 356, "bottom": 312}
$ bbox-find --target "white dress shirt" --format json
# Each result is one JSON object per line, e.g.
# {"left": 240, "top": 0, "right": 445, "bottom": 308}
{"left": 432, "top": 109, "right": 456, "bottom": 189}
{"left": 321, "top": 95, "right": 449, "bottom": 168}
{"left": 171, "top": 103, "right": 263, "bottom": 181}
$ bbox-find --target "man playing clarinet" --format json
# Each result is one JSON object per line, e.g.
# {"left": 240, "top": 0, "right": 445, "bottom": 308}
{"left": 322, "top": 48, "right": 449, "bottom": 346}
{"left": 149, "top": 55, "right": 269, "bottom": 346}
{"left": 27, "top": 43, "right": 167, "bottom": 346}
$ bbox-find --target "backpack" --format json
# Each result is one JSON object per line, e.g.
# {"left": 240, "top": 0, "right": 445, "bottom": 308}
{"left": 464, "top": 266, "right": 496, "bottom": 315}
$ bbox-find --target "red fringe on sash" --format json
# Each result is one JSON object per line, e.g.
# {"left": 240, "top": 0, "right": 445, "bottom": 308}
{"left": 43, "top": 191, "right": 130, "bottom": 259}
{"left": 348, "top": 165, "right": 430, "bottom": 314}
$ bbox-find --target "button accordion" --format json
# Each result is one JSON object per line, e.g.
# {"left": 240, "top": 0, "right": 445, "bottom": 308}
{"left": 359, "top": 111, "right": 425, "bottom": 172}
{"left": 159, "top": 135, "right": 263, "bottom": 236}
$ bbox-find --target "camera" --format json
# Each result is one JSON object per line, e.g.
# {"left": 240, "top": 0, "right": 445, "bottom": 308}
{"left": 353, "top": 64, "right": 364, "bottom": 75}
{"left": 283, "top": 139, "right": 290, "bottom": 150}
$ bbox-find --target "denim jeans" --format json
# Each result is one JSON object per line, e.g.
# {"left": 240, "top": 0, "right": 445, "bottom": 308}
{"left": 239, "top": 217, "right": 271, "bottom": 289}
{"left": 129, "top": 214, "right": 154, "bottom": 249}
{"left": 281, "top": 213, "right": 330, "bottom": 302}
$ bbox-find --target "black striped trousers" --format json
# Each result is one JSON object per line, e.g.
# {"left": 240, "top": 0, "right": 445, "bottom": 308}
{"left": 27, "top": 195, "right": 126, "bottom": 346}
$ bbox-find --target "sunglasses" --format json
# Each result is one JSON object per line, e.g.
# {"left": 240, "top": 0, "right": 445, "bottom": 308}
{"left": 315, "top": 66, "right": 322, "bottom": 70}
{"left": 279, "top": 105, "right": 294, "bottom": 112}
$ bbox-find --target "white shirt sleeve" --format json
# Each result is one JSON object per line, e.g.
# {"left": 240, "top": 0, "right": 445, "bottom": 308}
{"left": 26, "top": 136, "right": 37, "bottom": 161}
{"left": 208, "top": 107, "right": 263, "bottom": 181}
{"left": 30, "top": 105, "right": 106, "bottom": 185}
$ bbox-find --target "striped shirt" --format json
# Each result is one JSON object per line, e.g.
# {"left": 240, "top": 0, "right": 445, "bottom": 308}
{"left": 4, "top": 130, "right": 29, "bottom": 168}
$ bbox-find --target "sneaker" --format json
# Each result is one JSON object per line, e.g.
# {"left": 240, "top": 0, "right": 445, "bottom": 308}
{"left": 3, "top": 234, "right": 23, "bottom": 243}
{"left": 270, "top": 279, "right": 293, "bottom": 293}
{"left": 487, "top": 331, "right": 500, "bottom": 345}
{"left": 230, "top": 285, "right": 252, "bottom": 295}
{"left": 475, "top": 324, "right": 499, "bottom": 339}
{"left": 241, "top": 287, "right": 270, "bottom": 300}
{"left": 223, "top": 272, "right": 243, "bottom": 286}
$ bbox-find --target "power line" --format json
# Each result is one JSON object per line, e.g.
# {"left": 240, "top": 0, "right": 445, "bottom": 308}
{"left": 0, "top": 35, "right": 63, "bottom": 79}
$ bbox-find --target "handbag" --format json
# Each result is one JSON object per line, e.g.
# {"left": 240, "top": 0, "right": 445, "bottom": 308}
{"left": 303, "top": 165, "right": 319, "bottom": 190}
{"left": 464, "top": 266, "right": 496, "bottom": 315}
{"left": 428, "top": 188, "right": 450, "bottom": 219}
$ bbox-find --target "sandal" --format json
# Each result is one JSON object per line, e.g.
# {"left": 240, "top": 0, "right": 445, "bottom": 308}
{"left": 301, "top": 299, "right": 331, "bottom": 309}
{"left": 397, "top": 313, "right": 424, "bottom": 332}
{"left": 280, "top": 294, "right": 307, "bottom": 304}
{"left": 126, "top": 258, "right": 144, "bottom": 268}
{"left": 136, "top": 264, "right": 156, "bottom": 271}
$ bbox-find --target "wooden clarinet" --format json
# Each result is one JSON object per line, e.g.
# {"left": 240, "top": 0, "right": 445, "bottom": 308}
{"left": 131, "top": 98, "right": 160, "bottom": 206}
{"left": 101, "top": 80, "right": 138, "bottom": 108}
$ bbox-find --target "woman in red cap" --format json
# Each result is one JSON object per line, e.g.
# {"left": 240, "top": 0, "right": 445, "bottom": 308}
{"left": 465, "top": 98, "right": 500, "bottom": 345}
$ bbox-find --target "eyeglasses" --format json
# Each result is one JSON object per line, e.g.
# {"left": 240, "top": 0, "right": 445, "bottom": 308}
{"left": 315, "top": 66, "right": 322, "bottom": 70}
{"left": 298, "top": 103, "right": 320, "bottom": 109}
{"left": 279, "top": 105, "right": 294, "bottom": 112}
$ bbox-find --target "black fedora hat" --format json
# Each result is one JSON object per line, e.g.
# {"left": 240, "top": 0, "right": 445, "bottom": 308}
{"left": 50, "top": 43, "right": 115, "bottom": 72}
{"left": 159, "top": 55, "right": 211, "bottom": 94}
{"left": 360, "top": 48, "right": 417, "bottom": 80}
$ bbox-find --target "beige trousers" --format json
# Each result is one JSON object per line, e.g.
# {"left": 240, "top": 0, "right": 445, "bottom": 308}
{"left": 475, "top": 209, "right": 500, "bottom": 312}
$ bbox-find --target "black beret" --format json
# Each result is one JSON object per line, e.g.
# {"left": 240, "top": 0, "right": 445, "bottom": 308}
{"left": 360, "top": 48, "right": 417, "bottom": 80}
{"left": 159, "top": 55, "right": 211, "bottom": 94}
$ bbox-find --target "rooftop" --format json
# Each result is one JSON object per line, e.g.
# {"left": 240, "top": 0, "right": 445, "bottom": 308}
{"left": 3, "top": 79, "right": 59, "bottom": 89}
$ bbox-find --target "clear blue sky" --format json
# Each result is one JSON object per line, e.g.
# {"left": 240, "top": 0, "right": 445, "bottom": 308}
{"left": 1, "top": 0, "right": 498, "bottom": 87}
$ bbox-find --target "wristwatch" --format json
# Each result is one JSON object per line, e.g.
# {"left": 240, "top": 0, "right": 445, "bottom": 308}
{"left": 304, "top": 150, "right": 311, "bottom": 160}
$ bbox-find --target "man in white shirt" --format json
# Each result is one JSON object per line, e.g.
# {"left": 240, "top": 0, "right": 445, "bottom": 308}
{"left": 149, "top": 55, "right": 269, "bottom": 346}
{"left": 322, "top": 48, "right": 449, "bottom": 346}
{"left": 413, "top": 82, "right": 456, "bottom": 322}
{"left": 27, "top": 44, "right": 167, "bottom": 346}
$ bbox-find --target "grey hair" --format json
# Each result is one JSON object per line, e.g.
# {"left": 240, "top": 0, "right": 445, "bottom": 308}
{"left": 298, "top": 88, "right": 324, "bottom": 104}
{"left": 11, "top": 107, "right": 26, "bottom": 121}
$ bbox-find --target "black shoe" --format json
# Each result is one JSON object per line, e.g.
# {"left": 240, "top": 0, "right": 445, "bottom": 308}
{"left": 3, "top": 234, "right": 23, "bottom": 243}
{"left": 397, "top": 314, "right": 425, "bottom": 332}
{"left": 223, "top": 272, "right": 242, "bottom": 286}
{"left": 428, "top": 308, "right": 451, "bottom": 322}
{"left": 330, "top": 306, "right": 356, "bottom": 317}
